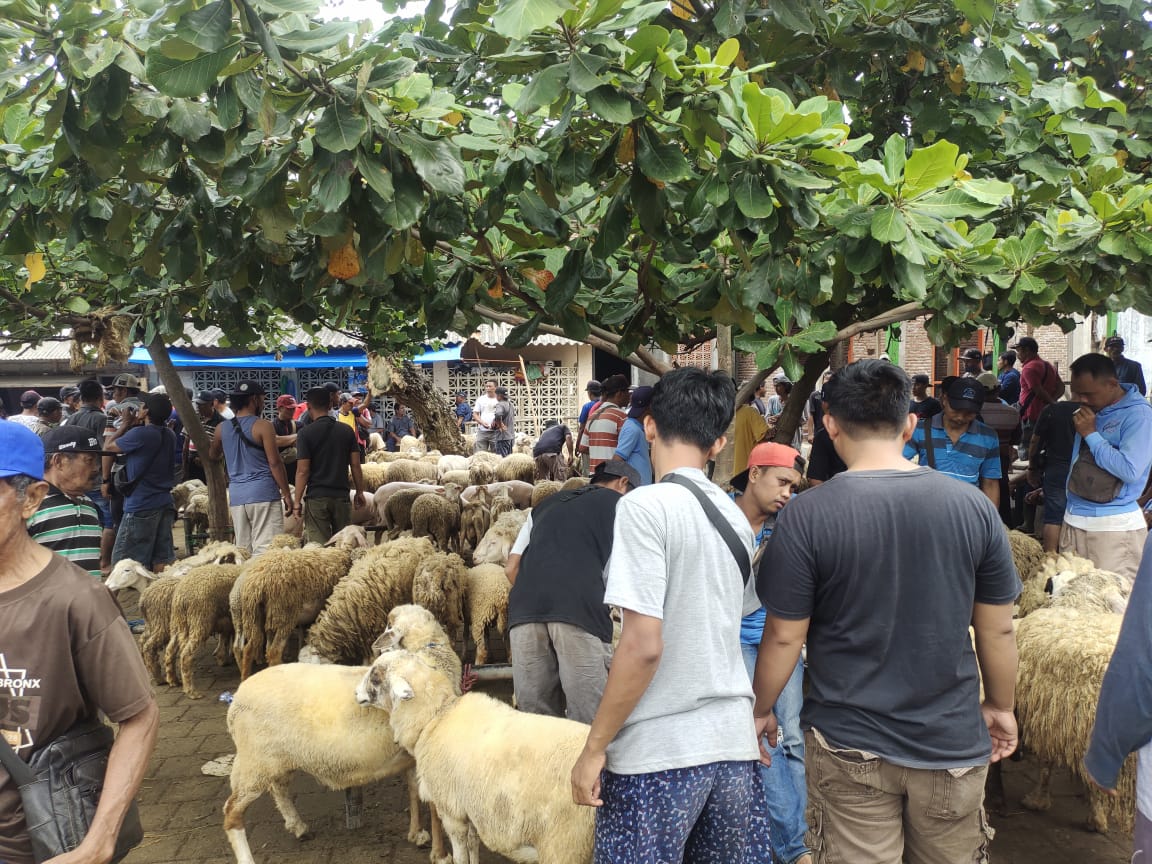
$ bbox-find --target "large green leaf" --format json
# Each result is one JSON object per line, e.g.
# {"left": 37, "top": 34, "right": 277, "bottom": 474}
{"left": 585, "top": 86, "right": 636, "bottom": 124}
{"left": 315, "top": 100, "right": 368, "bottom": 152}
{"left": 870, "top": 206, "right": 908, "bottom": 243}
{"left": 491, "top": 0, "right": 572, "bottom": 40}
{"left": 591, "top": 192, "right": 630, "bottom": 258}
{"left": 636, "top": 129, "right": 692, "bottom": 182}
{"left": 236, "top": 0, "right": 283, "bottom": 72}
{"left": 371, "top": 169, "right": 425, "bottom": 229}
{"left": 567, "top": 52, "right": 607, "bottom": 94}
{"left": 146, "top": 42, "right": 240, "bottom": 98}
{"left": 514, "top": 64, "right": 568, "bottom": 112}
{"left": 396, "top": 131, "right": 465, "bottom": 196}
{"left": 733, "top": 173, "right": 775, "bottom": 218}
{"left": 168, "top": 98, "right": 213, "bottom": 140}
{"left": 276, "top": 21, "right": 358, "bottom": 53}
{"left": 356, "top": 149, "right": 394, "bottom": 200}
{"left": 176, "top": 0, "right": 233, "bottom": 52}
{"left": 901, "top": 140, "right": 960, "bottom": 199}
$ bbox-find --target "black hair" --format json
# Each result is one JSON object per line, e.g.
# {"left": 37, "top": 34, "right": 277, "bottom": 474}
{"left": 1070, "top": 352, "right": 1118, "bottom": 381}
{"left": 648, "top": 367, "right": 735, "bottom": 449}
{"left": 775, "top": 380, "right": 793, "bottom": 396}
{"left": 231, "top": 393, "right": 255, "bottom": 412}
{"left": 306, "top": 387, "right": 331, "bottom": 410}
{"left": 826, "top": 359, "right": 912, "bottom": 437}
{"left": 1000, "top": 350, "right": 1017, "bottom": 366}
{"left": 78, "top": 380, "right": 103, "bottom": 402}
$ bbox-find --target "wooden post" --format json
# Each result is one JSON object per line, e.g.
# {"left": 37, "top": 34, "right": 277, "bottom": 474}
{"left": 518, "top": 355, "right": 541, "bottom": 437}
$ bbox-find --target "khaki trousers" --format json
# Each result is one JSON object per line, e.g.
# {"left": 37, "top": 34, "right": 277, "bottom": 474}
{"left": 1059, "top": 522, "right": 1146, "bottom": 585}
{"left": 230, "top": 500, "right": 284, "bottom": 556}
{"left": 805, "top": 730, "right": 993, "bottom": 864}
{"left": 509, "top": 622, "right": 611, "bottom": 725}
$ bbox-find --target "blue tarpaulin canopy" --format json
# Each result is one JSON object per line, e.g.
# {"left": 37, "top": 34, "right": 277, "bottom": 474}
{"left": 127, "top": 344, "right": 460, "bottom": 368}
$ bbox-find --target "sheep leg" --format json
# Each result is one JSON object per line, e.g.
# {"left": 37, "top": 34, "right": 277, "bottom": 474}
{"left": 140, "top": 634, "right": 165, "bottom": 683}
{"left": 268, "top": 778, "right": 311, "bottom": 840}
{"left": 466, "top": 822, "right": 480, "bottom": 864}
{"left": 406, "top": 768, "right": 431, "bottom": 847}
{"left": 223, "top": 789, "right": 261, "bottom": 864}
{"left": 1086, "top": 786, "right": 1110, "bottom": 834}
{"left": 437, "top": 811, "right": 472, "bottom": 864}
{"left": 344, "top": 786, "right": 363, "bottom": 830}
{"left": 429, "top": 804, "right": 450, "bottom": 864}
{"left": 179, "top": 641, "right": 203, "bottom": 699}
{"left": 265, "top": 628, "right": 291, "bottom": 667}
{"left": 1021, "top": 763, "right": 1053, "bottom": 812}
{"left": 213, "top": 633, "right": 231, "bottom": 666}
{"left": 471, "top": 618, "right": 489, "bottom": 667}
{"left": 163, "top": 634, "right": 182, "bottom": 687}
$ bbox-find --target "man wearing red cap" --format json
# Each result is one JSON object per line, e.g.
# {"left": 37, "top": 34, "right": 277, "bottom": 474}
{"left": 273, "top": 395, "right": 302, "bottom": 484}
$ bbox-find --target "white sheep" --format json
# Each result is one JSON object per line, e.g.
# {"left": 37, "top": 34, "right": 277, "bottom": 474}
{"left": 399, "top": 434, "right": 426, "bottom": 455}
{"left": 459, "top": 480, "right": 534, "bottom": 509}
{"left": 439, "top": 469, "right": 472, "bottom": 488}
{"left": 467, "top": 461, "right": 495, "bottom": 487}
{"left": 464, "top": 564, "right": 509, "bottom": 666}
{"left": 184, "top": 492, "right": 212, "bottom": 535}
{"left": 561, "top": 476, "right": 588, "bottom": 491}
{"left": 367, "top": 431, "right": 386, "bottom": 453}
{"left": 437, "top": 454, "right": 469, "bottom": 479}
{"left": 472, "top": 510, "right": 528, "bottom": 567}
{"left": 325, "top": 524, "right": 370, "bottom": 550}
{"left": 1018, "top": 554, "right": 1130, "bottom": 618}
{"left": 487, "top": 487, "right": 516, "bottom": 523}
{"left": 163, "top": 563, "right": 241, "bottom": 698}
{"left": 172, "top": 479, "right": 207, "bottom": 512}
{"left": 357, "top": 461, "right": 389, "bottom": 492}
{"left": 411, "top": 484, "right": 462, "bottom": 553}
{"left": 412, "top": 552, "right": 468, "bottom": 646}
{"left": 388, "top": 458, "right": 438, "bottom": 484}
{"left": 531, "top": 480, "right": 563, "bottom": 508}
{"left": 459, "top": 489, "right": 492, "bottom": 555}
{"left": 494, "top": 452, "right": 535, "bottom": 483}
{"left": 358, "top": 650, "right": 594, "bottom": 864}
{"left": 139, "top": 576, "right": 181, "bottom": 683}
{"left": 467, "top": 450, "right": 502, "bottom": 469}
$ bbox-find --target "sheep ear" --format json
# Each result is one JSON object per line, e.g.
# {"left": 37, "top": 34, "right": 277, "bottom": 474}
{"left": 135, "top": 564, "right": 155, "bottom": 581}
{"left": 390, "top": 677, "right": 415, "bottom": 703}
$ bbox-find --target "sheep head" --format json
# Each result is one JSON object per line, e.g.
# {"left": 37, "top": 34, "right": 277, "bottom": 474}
{"left": 105, "top": 560, "right": 154, "bottom": 592}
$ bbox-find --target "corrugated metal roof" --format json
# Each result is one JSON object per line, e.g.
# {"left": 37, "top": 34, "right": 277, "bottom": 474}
{"left": 0, "top": 339, "right": 77, "bottom": 361}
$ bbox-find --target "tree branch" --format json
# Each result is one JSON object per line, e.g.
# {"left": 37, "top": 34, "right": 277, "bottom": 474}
{"left": 825, "top": 302, "right": 924, "bottom": 347}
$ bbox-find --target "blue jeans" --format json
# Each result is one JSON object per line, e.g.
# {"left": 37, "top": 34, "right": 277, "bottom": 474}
{"left": 742, "top": 642, "right": 809, "bottom": 864}
{"left": 111, "top": 505, "right": 176, "bottom": 568}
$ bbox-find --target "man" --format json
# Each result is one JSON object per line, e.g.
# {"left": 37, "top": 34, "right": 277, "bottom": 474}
{"left": 1104, "top": 335, "right": 1147, "bottom": 396}
{"left": 532, "top": 419, "right": 574, "bottom": 482}
{"left": 183, "top": 391, "right": 223, "bottom": 484}
{"left": 574, "top": 380, "right": 603, "bottom": 474}
{"left": 571, "top": 367, "right": 770, "bottom": 863}
{"left": 211, "top": 388, "right": 235, "bottom": 420}
{"left": 581, "top": 374, "right": 630, "bottom": 473}
{"left": 1085, "top": 533, "right": 1152, "bottom": 861}
{"left": 294, "top": 387, "right": 365, "bottom": 545}
{"left": 472, "top": 380, "right": 500, "bottom": 454}
{"left": 63, "top": 380, "right": 115, "bottom": 573}
{"left": 273, "top": 395, "right": 302, "bottom": 484}
{"left": 1024, "top": 399, "right": 1078, "bottom": 550}
{"left": 491, "top": 386, "right": 516, "bottom": 457}
{"left": 960, "top": 346, "right": 984, "bottom": 377}
{"left": 733, "top": 389, "right": 769, "bottom": 474}
{"left": 1013, "top": 336, "right": 1064, "bottom": 452}
{"left": 752, "top": 380, "right": 769, "bottom": 418}
{"left": 103, "top": 392, "right": 178, "bottom": 571}
{"left": 505, "top": 459, "right": 639, "bottom": 724}
{"left": 977, "top": 371, "right": 1022, "bottom": 525}
{"left": 908, "top": 373, "right": 942, "bottom": 419}
{"left": 767, "top": 378, "right": 808, "bottom": 451}
{"left": 58, "top": 385, "right": 80, "bottom": 421}
{"left": 615, "top": 386, "right": 653, "bottom": 486}
{"left": 453, "top": 392, "right": 473, "bottom": 433}
{"left": 804, "top": 372, "right": 831, "bottom": 441}
{"left": 1060, "top": 352, "right": 1152, "bottom": 583}
{"left": 385, "top": 403, "right": 417, "bottom": 452}
{"left": 337, "top": 393, "right": 371, "bottom": 453}
{"left": 27, "top": 426, "right": 114, "bottom": 579}
{"left": 997, "top": 350, "right": 1021, "bottom": 405}
{"left": 9, "top": 390, "right": 40, "bottom": 430}
{"left": 0, "top": 421, "right": 158, "bottom": 864}
{"left": 754, "top": 359, "right": 1020, "bottom": 864}
{"left": 731, "top": 442, "right": 810, "bottom": 864}
{"left": 31, "top": 396, "right": 62, "bottom": 439}
{"left": 904, "top": 377, "right": 1002, "bottom": 508}
{"left": 806, "top": 377, "right": 847, "bottom": 487}
{"left": 109, "top": 374, "right": 143, "bottom": 422}
{"left": 209, "top": 381, "right": 294, "bottom": 556}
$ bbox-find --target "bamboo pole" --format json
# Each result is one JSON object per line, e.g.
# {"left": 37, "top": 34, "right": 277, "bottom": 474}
{"left": 518, "top": 355, "right": 541, "bottom": 437}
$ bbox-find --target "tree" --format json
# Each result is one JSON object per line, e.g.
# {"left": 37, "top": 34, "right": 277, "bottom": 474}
{"left": 1, "top": 0, "right": 1150, "bottom": 457}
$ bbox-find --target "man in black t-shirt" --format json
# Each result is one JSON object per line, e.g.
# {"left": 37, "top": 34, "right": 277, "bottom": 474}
{"left": 293, "top": 387, "right": 364, "bottom": 545}
{"left": 504, "top": 459, "right": 639, "bottom": 723}
{"left": 908, "top": 374, "right": 942, "bottom": 419}
{"left": 531, "top": 419, "right": 574, "bottom": 481}
{"left": 805, "top": 377, "right": 847, "bottom": 486}
{"left": 1026, "top": 400, "right": 1079, "bottom": 551}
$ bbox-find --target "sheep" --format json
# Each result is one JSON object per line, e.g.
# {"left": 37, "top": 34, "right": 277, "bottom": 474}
{"left": 367, "top": 431, "right": 385, "bottom": 453}
{"left": 1015, "top": 607, "right": 1133, "bottom": 833}
{"left": 494, "top": 452, "right": 535, "bottom": 483}
{"left": 465, "top": 563, "right": 509, "bottom": 665}
{"left": 561, "top": 476, "right": 588, "bottom": 491}
{"left": 472, "top": 510, "right": 528, "bottom": 567}
{"left": 325, "top": 524, "right": 370, "bottom": 550}
{"left": 420, "top": 451, "right": 443, "bottom": 467}
{"left": 185, "top": 493, "right": 211, "bottom": 535}
{"left": 531, "top": 480, "right": 563, "bottom": 508}
{"left": 384, "top": 487, "right": 432, "bottom": 537}
{"left": 168, "top": 542, "right": 250, "bottom": 578}
{"left": 358, "top": 650, "right": 594, "bottom": 864}
{"left": 467, "top": 461, "right": 494, "bottom": 487}
{"left": 357, "top": 461, "right": 389, "bottom": 492}
{"left": 439, "top": 469, "right": 471, "bottom": 488}
{"left": 467, "top": 450, "right": 502, "bottom": 469}
{"left": 1018, "top": 554, "right": 1129, "bottom": 618}
{"left": 411, "top": 484, "right": 462, "bottom": 552}
{"left": 437, "top": 454, "right": 468, "bottom": 478}
{"left": 265, "top": 533, "right": 301, "bottom": 551}
{"left": 138, "top": 576, "right": 181, "bottom": 683}
{"left": 412, "top": 552, "right": 468, "bottom": 645}
{"left": 163, "top": 564, "right": 241, "bottom": 698}
{"left": 387, "top": 458, "right": 439, "bottom": 484}
{"left": 513, "top": 432, "right": 536, "bottom": 456}
{"left": 172, "top": 479, "right": 207, "bottom": 512}
{"left": 1007, "top": 530, "right": 1045, "bottom": 584}
{"left": 459, "top": 488, "right": 492, "bottom": 555}
{"left": 236, "top": 546, "right": 353, "bottom": 679}
{"left": 460, "top": 480, "right": 534, "bottom": 509}
{"left": 399, "top": 434, "right": 426, "bottom": 455}
{"left": 300, "top": 537, "right": 437, "bottom": 665}
{"left": 488, "top": 488, "right": 516, "bottom": 527}
{"left": 225, "top": 606, "right": 460, "bottom": 864}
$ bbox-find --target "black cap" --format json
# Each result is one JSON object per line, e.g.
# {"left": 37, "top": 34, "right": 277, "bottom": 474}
{"left": 961, "top": 348, "right": 983, "bottom": 361}
{"left": 945, "top": 378, "right": 985, "bottom": 413}
{"left": 43, "top": 426, "right": 116, "bottom": 457}
{"left": 36, "top": 397, "right": 62, "bottom": 415}
{"left": 586, "top": 379, "right": 602, "bottom": 395}
{"left": 1105, "top": 335, "right": 1125, "bottom": 349}
{"left": 591, "top": 459, "right": 642, "bottom": 489}
{"left": 1010, "top": 336, "right": 1038, "bottom": 352}
{"left": 494, "top": 386, "right": 508, "bottom": 396}
{"left": 322, "top": 382, "right": 341, "bottom": 393}
{"left": 211, "top": 389, "right": 228, "bottom": 403}
{"left": 912, "top": 373, "right": 930, "bottom": 385}
{"left": 600, "top": 374, "right": 630, "bottom": 396}
{"left": 59, "top": 386, "right": 79, "bottom": 401}
{"left": 142, "top": 392, "right": 173, "bottom": 419}
{"left": 19, "top": 390, "right": 41, "bottom": 407}
{"left": 230, "top": 380, "right": 266, "bottom": 398}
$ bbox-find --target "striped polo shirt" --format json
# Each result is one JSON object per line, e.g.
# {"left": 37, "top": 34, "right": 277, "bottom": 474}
{"left": 27, "top": 485, "right": 102, "bottom": 578}
{"left": 903, "top": 415, "right": 1002, "bottom": 486}
{"left": 586, "top": 403, "right": 628, "bottom": 470}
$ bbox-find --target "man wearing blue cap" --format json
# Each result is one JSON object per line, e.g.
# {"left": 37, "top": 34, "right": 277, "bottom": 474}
{"left": 0, "top": 421, "right": 158, "bottom": 864}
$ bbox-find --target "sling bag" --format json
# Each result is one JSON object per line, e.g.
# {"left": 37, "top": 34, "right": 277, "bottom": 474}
{"left": 0, "top": 719, "right": 144, "bottom": 863}
{"left": 1067, "top": 439, "right": 1123, "bottom": 504}
{"left": 230, "top": 417, "right": 264, "bottom": 451}
{"left": 110, "top": 427, "right": 169, "bottom": 498}
{"left": 921, "top": 417, "right": 937, "bottom": 470}
{"left": 660, "top": 474, "right": 750, "bottom": 586}
{"left": 1018, "top": 360, "right": 1061, "bottom": 417}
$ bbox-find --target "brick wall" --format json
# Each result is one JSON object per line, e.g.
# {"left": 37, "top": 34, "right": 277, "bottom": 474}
{"left": 901, "top": 318, "right": 933, "bottom": 377}
{"left": 898, "top": 316, "right": 1072, "bottom": 382}
{"left": 674, "top": 341, "right": 713, "bottom": 370}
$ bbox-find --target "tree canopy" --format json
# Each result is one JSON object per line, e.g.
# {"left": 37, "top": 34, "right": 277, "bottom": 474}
{"left": 0, "top": 0, "right": 1150, "bottom": 379}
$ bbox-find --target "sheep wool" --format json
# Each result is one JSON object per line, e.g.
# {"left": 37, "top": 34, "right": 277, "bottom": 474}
{"left": 172, "top": 479, "right": 207, "bottom": 512}
{"left": 163, "top": 564, "right": 241, "bottom": 698}
{"left": 530, "top": 480, "right": 563, "bottom": 508}
{"left": 465, "top": 564, "right": 510, "bottom": 665}
{"left": 412, "top": 552, "right": 468, "bottom": 645}
{"left": 495, "top": 452, "right": 535, "bottom": 483}
{"left": 384, "top": 487, "right": 432, "bottom": 536}
{"left": 473, "top": 510, "right": 528, "bottom": 567}
{"left": 410, "top": 484, "right": 462, "bottom": 553}
{"left": 356, "top": 461, "right": 389, "bottom": 492}
{"left": 265, "top": 533, "right": 302, "bottom": 551}
{"left": 468, "top": 461, "right": 495, "bottom": 487}
{"left": 386, "top": 458, "right": 439, "bottom": 485}
{"left": 139, "top": 576, "right": 181, "bottom": 684}
{"left": 437, "top": 454, "right": 469, "bottom": 478}
{"left": 399, "top": 434, "right": 426, "bottom": 455}
{"left": 439, "top": 469, "right": 471, "bottom": 488}
{"left": 1007, "top": 530, "right": 1045, "bottom": 584}
{"left": 560, "top": 476, "right": 588, "bottom": 491}
{"left": 184, "top": 493, "right": 212, "bottom": 535}
{"left": 488, "top": 487, "right": 516, "bottom": 523}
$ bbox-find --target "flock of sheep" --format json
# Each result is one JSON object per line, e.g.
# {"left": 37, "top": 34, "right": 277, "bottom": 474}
{"left": 100, "top": 436, "right": 1143, "bottom": 863}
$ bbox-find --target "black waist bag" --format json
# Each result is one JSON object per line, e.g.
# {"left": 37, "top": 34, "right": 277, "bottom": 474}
{"left": 0, "top": 719, "right": 144, "bottom": 863}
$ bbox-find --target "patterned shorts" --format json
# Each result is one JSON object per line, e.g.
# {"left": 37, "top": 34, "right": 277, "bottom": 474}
{"left": 594, "top": 760, "right": 772, "bottom": 864}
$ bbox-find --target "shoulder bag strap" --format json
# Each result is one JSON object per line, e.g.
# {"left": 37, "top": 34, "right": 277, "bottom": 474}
{"left": 660, "top": 474, "right": 750, "bottom": 586}
{"left": 0, "top": 732, "right": 36, "bottom": 786}
{"left": 922, "top": 416, "right": 936, "bottom": 470}
{"left": 229, "top": 417, "right": 264, "bottom": 451}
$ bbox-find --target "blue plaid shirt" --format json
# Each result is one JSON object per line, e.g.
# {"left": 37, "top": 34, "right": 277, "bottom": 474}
{"left": 903, "top": 415, "right": 1002, "bottom": 485}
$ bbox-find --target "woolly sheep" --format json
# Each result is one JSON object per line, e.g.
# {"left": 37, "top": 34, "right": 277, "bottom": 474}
{"left": 163, "top": 564, "right": 241, "bottom": 698}
{"left": 561, "top": 476, "right": 588, "bottom": 491}
{"left": 467, "top": 450, "right": 502, "bottom": 469}
{"left": 488, "top": 487, "right": 516, "bottom": 523}
{"left": 367, "top": 431, "right": 385, "bottom": 453}
{"left": 371, "top": 604, "right": 465, "bottom": 687}
{"left": 459, "top": 489, "right": 492, "bottom": 555}
{"left": 300, "top": 537, "right": 437, "bottom": 665}
{"left": 387, "top": 458, "right": 439, "bottom": 484}
{"left": 460, "top": 480, "right": 534, "bottom": 509}
{"left": 185, "top": 493, "right": 211, "bottom": 535}
{"left": 172, "top": 479, "right": 207, "bottom": 512}
{"left": 412, "top": 552, "right": 468, "bottom": 645}
{"left": 531, "top": 480, "right": 563, "bottom": 508}
{"left": 437, "top": 454, "right": 469, "bottom": 478}
{"left": 357, "top": 462, "right": 389, "bottom": 493}
{"left": 513, "top": 432, "right": 535, "bottom": 456}
{"left": 1007, "top": 530, "right": 1045, "bottom": 585}
{"left": 169, "top": 542, "right": 250, "bottom": 578}
{"left": 439, "top": 469, "right": 471, "bottom": 488}
{"left": 467, "top": 461, "right": 495, "bottom": 487}
{"left": 399, "top": 434, "right": 426, "bottom": 455}
{"left": 325, "top": 524, "right": 370, "bottom": 550}
{"left": 1015, "top": 607, "right": 1133, "bottom": 833}
{"left": 472, "top": 510, "right": 528, "bottom": 567}
{"left": 265, "top": 533, "right": 302, "bottom": 551}
{"left": 464, "top": 564, "right": 509, "bottom": 666}
{"left": 139, "top": 576, "right": 180, "bottom": 683}
{"left": 359, "top": 651, "right": 594, "bottom": 864}
{"left": 237, "top": 547, "right": 353, "bottom": 679}
{"left": 1018, "top": 554, "right": 1129, "bottom": 617}
{"left": 384, "top": 487, "right": 432, "bottom": 537}
{"left": 411, "top": 484, "right": 462, "bottom": 553}
{"left": 495, "top": 452, "right": 535, "bottom": 484}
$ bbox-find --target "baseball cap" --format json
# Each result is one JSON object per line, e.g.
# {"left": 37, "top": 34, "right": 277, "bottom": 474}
{"left": 211, "top": 389, "right": 228, "bottom": 403}
{"left": 600, "top": 374, "right": 630, "bottom": 396}
{"left": 276, "top": 394, "right": 297, "bottom": 409}
{"left": 976, "top": 372, "right": 1000, "bottom": 392}
{"left": 494, "top": 386, "right": 508, "bottom": 396}
{"left": 730, "top": 442, "right": 805, "bottom": 493}
{"left": 591, "top": 459, "right": 642, "bottom": 489}
{"left": 945, "top": 377, "right": 985, "bottom": 413}
{"left": 194, "top": 390, "right": 215, "bottom": 405}
{"left": 230, "top": 380, "right": 266, "bottom": 398}
{"left": 912, "top": 373, "right": 930, "bottom": 386}
{"left": 43, "top": 425, "right": 116, "bottom": 457}
{"left": 1105, "top": 336, "right": 1125, "bottom": 349}
{"left": 322, "top": 382, "right": 341, "bottom": 393}
{"left": 36, "top": 397, "right": 62, "bottom": 416}
{"left": 586, "top": 379, "right": 602, "bottom": 395}
{"left": 142, "top": 392, "right": 173, "bottom": 419}
{"left": 19, "top": 390, "right": 41, "bottom": 407}
{"left": 961, "top": 348, "right": 983, "bottom": 361}
{"left": 111, "top": 373, "right": 140, "bottom": 389}
{"left": 1010, "top": 336, "right": 1038, "bottom": 353}
{"left": 0, "top": 421, "right": 44, "bottom": 480}
{"left": 627, "top": 385, "right": 654, "bottom": 419}
{"left": 149, "top": 384, "right": 167, "bottom": 394}
{"left": 59, "top": 386, "right": 79, "bottom": 402}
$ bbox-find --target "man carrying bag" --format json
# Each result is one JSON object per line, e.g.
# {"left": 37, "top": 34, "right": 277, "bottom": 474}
{"left": 0, "top": 421, "right": 158, "bottom": 864}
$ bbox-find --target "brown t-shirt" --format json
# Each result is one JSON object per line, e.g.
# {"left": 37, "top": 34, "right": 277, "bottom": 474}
{"left": 0, "top": 555, "right": 154, "bottom": 864}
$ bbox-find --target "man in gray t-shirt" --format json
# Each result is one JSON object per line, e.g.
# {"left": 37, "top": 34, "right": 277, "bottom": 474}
{"left": 753, "top": 359, "right": 1021, "bottom": 864}
{"left": 571, "top": 367, "right": 769, "bottom": 864}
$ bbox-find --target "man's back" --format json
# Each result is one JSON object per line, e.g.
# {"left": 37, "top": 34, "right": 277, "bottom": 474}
{"left": 297, "top": 416, "right": 355, "bottom": 498}
{"left": 761, "top": 469, "right": 1019, "bottom": 767}
{"left": 586, "top": 403, "right": 626, "bottom": 470}
{"left": 65, "top": 405, "right": 108, "bottom": 439}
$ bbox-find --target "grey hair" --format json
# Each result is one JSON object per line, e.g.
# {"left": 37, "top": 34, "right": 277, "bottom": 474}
{"left": 3, "top": 474, "right": 37, "bottom": 501}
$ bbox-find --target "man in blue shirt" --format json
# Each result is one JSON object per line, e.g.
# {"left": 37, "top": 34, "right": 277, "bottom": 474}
{"left": 452, "top": 392, "right": 473, "bottom": 433}
{"left": 1104, "top": 336, "right": 1147, "bottom": 396}
{"left": 615, "top": 385, "right": 653, "bottom": 485}
{"left": 998, "top": 350, "right": 1021, "bottom": 404}
{"left": 1061, "top": 351, "right": 1152, "bottom": 584}
{"left": 904, "top": 377, "right": 1002, "bottom": 508}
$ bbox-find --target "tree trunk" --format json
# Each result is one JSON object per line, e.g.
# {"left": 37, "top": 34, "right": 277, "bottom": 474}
{"left": 773, "top": 351, "right": 829, "bottom": 446}
{"left": 711, "top": 325, "right": 739, "bottom": 486}
{"left": 147, "top": 335, "right": 232, "bottom": 541}
{"left": 366, "top": 353, "right": 466, "bottom": 455}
